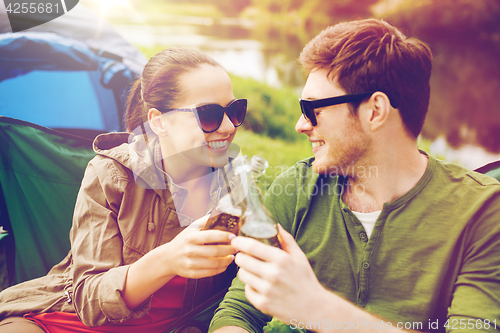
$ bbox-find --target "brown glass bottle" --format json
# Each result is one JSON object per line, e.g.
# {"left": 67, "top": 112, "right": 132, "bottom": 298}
{"left": 203, "top": 161, "right": 244, "bottom": 242}
{"left": 204, "top": 196, "right": 242, "bottom": 235}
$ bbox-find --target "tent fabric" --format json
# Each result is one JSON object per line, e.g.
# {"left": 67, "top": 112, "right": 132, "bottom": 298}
{"left": 0, "top": 1, "right": 147, "bottom": 291}
{"left": 0, "top": 117, "right": 95, "bottom": 285}
{"left": 475, "top": 160, "right": 500, "bottom": 181}
{"left": 0, "top": 2, "right": 147, "bottom": 75}
{"left": 0, "top": 32, "right": 99, "bottom": 79}
{"left": 0, "top": 2, "right": 147, "bottom": 135}
{"left": 0, "top": 32, "right": 134, "bottom": 134}
{"left": 0, "top": 67, "right": 120, "bottom": 133}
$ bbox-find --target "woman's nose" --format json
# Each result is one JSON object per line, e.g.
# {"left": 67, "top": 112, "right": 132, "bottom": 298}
{"left": 217, "top": 113, "right": 236, "bottom": 134}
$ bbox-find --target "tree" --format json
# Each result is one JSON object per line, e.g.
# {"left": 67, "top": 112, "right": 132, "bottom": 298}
{"left": 384, "top": 0, "right": 500, "bottom": 152}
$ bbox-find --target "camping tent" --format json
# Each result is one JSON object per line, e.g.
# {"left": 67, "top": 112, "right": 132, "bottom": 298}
{"left": 0, "top": 2, "right": 147, "bottom": 137}
{"left": 0, "top": 3, "right": 147, "bottom": 286}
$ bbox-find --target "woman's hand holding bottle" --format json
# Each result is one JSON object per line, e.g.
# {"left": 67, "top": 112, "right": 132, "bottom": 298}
{"left": 159, "top": 215, "right": 237, "bottom": 279}
{"left": 124, "top": 215, "right": 236, "bottom": 309}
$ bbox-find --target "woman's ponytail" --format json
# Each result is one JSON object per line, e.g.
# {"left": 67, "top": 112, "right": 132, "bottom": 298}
{"left": 124, "top": 78, "right": 146, "bottom": 132}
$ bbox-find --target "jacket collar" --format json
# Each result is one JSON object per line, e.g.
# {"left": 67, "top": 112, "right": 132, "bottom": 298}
{"left": 92, "top": 125, "right": 239, "bottom": 215}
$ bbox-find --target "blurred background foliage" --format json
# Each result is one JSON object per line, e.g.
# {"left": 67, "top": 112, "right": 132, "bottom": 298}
{"left": 384, "top": 0, "right": 500, "bottom": 153}
{"left": 84, "top": 0, "right": 500, "bottom": 188}
{"left": 121, "top": 0, "right": 500, "bottom": 157}
{"left": 80, "top": 0, "right": 499, "bottom": 330}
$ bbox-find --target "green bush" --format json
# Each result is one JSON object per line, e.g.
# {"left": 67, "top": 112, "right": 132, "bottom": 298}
{"left": 230, "top": 74, "right": 302, "bottom": 142}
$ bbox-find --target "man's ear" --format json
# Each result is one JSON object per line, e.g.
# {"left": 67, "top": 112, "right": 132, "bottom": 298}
{"left": 148, "top": 108, "right": 168, "bottom": 136}
{"left": 364, "top": 92, "right": 393, "bottom": 133}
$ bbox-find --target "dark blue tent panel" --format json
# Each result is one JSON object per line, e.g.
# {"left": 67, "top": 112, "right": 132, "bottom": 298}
{"left": 0, "top": 32, "right": 98, "bottom": 73}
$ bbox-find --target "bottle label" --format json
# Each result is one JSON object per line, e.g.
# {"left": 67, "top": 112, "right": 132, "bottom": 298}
{"left": 204, "top": 210, "right": 241, "bottom": 234}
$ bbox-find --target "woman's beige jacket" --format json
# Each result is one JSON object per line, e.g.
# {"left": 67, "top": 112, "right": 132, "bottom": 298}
{"left": 0, "top": 131, "right": 237, "bottom": 327}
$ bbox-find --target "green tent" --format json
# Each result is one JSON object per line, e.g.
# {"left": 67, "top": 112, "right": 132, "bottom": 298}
{"left": 475, "top": 160, "right": 500, "bottom": 182}
{"left": 0, "top": 116, "right": 95, "bottom": 286}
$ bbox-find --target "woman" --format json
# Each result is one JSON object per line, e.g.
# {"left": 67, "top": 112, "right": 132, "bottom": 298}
{"left": 0, "top": 47, "right": 246, "bottom": 332}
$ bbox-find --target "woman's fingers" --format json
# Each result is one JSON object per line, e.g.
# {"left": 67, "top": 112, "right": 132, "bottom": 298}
{"left": 187, "top": 229, "right": 236, "bottom": 246}
{"left": 179, "top": 255, "right": 235, "bottom": 277}
{"left": 184, "top": 266, "right": 229, "bottom": 279}
{"left": 189, "top": 214, "right": 210, "bottom": 229}
{"left": 164, "top": 223, "right": 238, "bottom": 278}
{"left": 186, "top": 244, "right": 237, "bottom": 258}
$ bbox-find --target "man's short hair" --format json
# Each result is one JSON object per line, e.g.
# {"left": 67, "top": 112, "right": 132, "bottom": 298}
{"left": 299, "top": 19, "right": 432, "bottom": 138}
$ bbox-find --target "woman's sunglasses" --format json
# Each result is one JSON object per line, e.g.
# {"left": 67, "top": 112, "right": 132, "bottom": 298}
{"left": 164, "top": 99, "right": 247, "bottom": 133}
{"left": 299, "top": 92, "right": 374, "bottom": 126}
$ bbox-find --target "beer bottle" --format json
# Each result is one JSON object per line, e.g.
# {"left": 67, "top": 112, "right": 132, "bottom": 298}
{"left": 204, "top": 155, "right": 281, "bottom": 248}
{"left": 203, "top": 157, "right": 246, "bottom": 235}
{"left": 238, "top": 155, "right": 281, "bottom": 248}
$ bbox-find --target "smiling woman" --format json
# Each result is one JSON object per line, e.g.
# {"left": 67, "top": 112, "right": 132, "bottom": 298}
{"left": 0, "top": 47, "right": 244, "bottom": 333}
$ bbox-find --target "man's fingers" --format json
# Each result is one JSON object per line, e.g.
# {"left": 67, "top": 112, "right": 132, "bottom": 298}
{"left": 277, "top": 224, "right": 305, "bottom": 258}
{"left": 231, "top": 236, "right": 282, "bottom": 262}
{"left": 238, "top": 267, "right": 269, "bottom": 294}
{"left": 234, "top": 251, "right": 280, "bottom": 282}
{"left": 243, "top": 277, "right": 272, "bottom": 316}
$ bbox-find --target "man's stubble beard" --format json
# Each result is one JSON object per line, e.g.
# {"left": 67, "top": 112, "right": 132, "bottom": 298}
{"left": 312, "top": 121, "right": 371, "bottom": 177}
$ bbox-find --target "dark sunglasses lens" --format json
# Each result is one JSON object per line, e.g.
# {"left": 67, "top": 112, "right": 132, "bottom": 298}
{"left": 197, "top": 105, "right": 224, "bottom": 133}
{"left": 226, "top": 100, "right": 247, "bottom": 127}
{"left": 300, "top": 101, "right": 316, "bottom": 125}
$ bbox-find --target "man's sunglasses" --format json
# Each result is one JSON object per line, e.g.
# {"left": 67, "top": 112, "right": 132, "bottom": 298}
{"left": 299, "top": 92, "right": 375, "bottom": 126}
{"left": 164, "top": 99, "right": 247, "bottom": 133}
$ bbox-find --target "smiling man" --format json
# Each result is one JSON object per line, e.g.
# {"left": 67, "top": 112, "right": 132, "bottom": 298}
{"left": 208, "top": 19, "right": 500, "bottom": 333}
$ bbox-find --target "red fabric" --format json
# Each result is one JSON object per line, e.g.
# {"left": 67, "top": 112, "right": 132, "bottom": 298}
{"left": 24, "top": 276, "right": 186, "bottom": 333}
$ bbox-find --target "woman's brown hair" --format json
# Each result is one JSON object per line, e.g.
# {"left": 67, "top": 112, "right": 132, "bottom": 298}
{"left": 125, "top": 47, "right": 221, "bottom": 132}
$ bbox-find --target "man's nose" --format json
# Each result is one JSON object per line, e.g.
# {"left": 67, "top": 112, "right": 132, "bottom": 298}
{"left": 295, "top": 114, "right": 313, "bottom": 134}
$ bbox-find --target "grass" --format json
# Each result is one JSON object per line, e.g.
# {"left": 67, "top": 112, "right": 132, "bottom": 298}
{"left": 232, "top": 128, "right": 312, "bottom": 193}
{"left": 264, "top": 317, "right": 304, "bottom": 333}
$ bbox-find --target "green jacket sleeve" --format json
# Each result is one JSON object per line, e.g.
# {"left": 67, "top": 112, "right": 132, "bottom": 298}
{"left": 209, "top": 276, "right": 272, "bottom": 333}
{"left": 446, "top": 190, "right": 500, "bottom": 333}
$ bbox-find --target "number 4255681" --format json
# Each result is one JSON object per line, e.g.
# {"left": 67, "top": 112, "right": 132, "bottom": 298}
{"left": 444, "top": 319, "right": 496, "bottom": 330}
{"left": 6, "top": 3, "right": 60, "bottom": 14}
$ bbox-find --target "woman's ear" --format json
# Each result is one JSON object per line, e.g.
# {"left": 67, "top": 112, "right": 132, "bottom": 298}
{"left": 148, "top": 108, "right": 168, "bottom": 136}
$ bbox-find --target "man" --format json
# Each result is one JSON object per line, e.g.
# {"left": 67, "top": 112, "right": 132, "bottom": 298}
{"left": 209, "top": 19, "right": 500, "bottom": 333}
